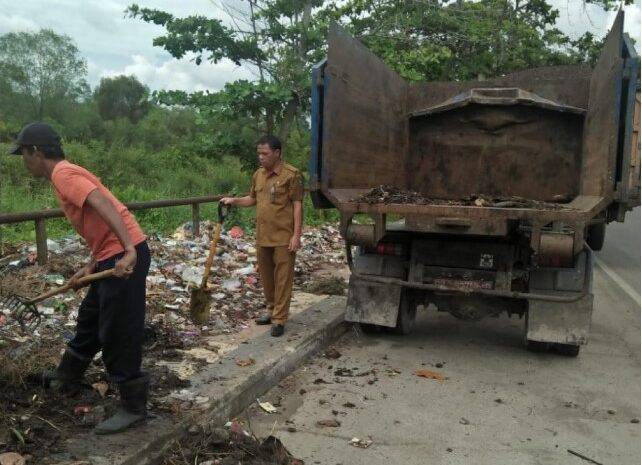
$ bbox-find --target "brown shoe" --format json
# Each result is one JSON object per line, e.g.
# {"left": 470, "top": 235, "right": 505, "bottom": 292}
{"left": 255, "top": 315, "right": 272, "bottom": 325}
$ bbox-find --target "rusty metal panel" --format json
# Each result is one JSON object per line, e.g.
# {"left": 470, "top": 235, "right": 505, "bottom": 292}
{"left": 323, "top": 22, "right": 408, "bottom": 190}
{"left": 407, "top": 105, "right": 584, "bottom": 201}
{"left": 404, "top": 216, "right": 509, "bottom": 236}
{"left": 581, "top": 11, "right": 624, "bottom": 197}
{"left": 411, "top": 87, "right": 586, "bottom": 117}
{"left": 629, "top": 91, "right": 641, "bottom": 200}
{"left": 408, "top": 65, "right": 591, "bottom": 114}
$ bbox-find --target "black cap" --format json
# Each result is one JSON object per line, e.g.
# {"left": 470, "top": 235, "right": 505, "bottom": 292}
{"left": 7, "top": 122, "right": 62, "bottom": 155}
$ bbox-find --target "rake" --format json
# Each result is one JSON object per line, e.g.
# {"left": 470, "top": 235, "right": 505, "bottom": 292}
{"left": 0, "top": 269, "right": 115, "bottom": 333}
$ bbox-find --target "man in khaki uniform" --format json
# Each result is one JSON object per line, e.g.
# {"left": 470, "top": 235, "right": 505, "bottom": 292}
{"left": 221, "top": 135, "right": 304, "bottom": 337}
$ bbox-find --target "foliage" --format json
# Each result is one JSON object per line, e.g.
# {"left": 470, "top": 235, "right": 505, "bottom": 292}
{"left": 0, "top": 1, "right": 628, "bottom": 245}
{"left": 95, "top": 75, "right": 151, "bottom": 123}
{"left": 0, "top": 141, "right": 253, "bottom": 243}
{"left": 328, "top": 0, "right": 607, "bottom": 81}
{"left": 0, "top": 29, "right": 89, "bottom": 121}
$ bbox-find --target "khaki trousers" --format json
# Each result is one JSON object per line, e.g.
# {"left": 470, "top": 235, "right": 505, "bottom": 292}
{"left": 256, "top": 246, "right": 296, "bottom": 325}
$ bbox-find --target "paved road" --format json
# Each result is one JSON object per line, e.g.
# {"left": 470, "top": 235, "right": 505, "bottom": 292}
{"left": 596, "top": 207, "right": 641, "bottom": 295}
{"left": 245, "top": 215, "right": 641, "bottom": 465}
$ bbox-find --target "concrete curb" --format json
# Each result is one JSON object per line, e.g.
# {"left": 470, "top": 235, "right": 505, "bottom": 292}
{"left": 58, "top": 296, "right": 347, "bottom": 465}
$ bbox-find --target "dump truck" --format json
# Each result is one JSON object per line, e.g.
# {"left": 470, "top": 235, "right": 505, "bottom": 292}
{"left": 309, "top": 12, "right": 640, "bottom": 356}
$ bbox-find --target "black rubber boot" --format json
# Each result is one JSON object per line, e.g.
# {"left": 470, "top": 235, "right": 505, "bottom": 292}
{"left": 94, "top": 374, "right": 148, "bottom": 435}
{"left": 33, "top": 349, "right": 91, "bottom": 395}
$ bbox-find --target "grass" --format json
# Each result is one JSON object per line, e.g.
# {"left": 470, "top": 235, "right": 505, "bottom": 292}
{"left": 0, "top": 141, "right": 338, "bottom": 247}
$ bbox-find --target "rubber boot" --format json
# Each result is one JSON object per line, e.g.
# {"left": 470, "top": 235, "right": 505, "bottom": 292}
{"left": 33, "top": 349, "right": 91, "bottom": 395}
{"left": 94, "top": 374, "right": 148, "bottom": 435}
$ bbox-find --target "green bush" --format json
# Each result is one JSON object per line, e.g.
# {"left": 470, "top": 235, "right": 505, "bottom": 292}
{"left": 0, "top": 139, "right": 340, "bottom": 246}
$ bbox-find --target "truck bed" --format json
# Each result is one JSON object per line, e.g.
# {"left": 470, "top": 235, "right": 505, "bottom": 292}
{"left": 327, "top": 188, "right": 604, "bottom": 224}
{"left": 310, "top": 15, "right": 640, "bottom": 230}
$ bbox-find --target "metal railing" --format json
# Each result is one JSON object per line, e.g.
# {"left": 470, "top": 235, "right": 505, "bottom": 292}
{"left": 0, "top": 195, "right": 226, "bottom": 265}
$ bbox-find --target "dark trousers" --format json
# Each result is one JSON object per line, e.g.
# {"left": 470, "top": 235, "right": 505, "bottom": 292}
{"left": 68, "top": 241, "right": 151, "bottom": 384}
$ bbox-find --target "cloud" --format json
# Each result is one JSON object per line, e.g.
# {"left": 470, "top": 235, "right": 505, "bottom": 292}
{"left": 551, "top": 0, "right": 640, "bottom": 44}
{"left": 100, "top": 52, "right": 256, "bottom": 92}
{"left": 0, "top": 13, "right": 38, "bottom": 33}
{"left": 1, "top": 0, "right": 640, "bottom": 94}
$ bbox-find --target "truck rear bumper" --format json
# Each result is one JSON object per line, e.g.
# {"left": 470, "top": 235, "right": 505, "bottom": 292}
{"left": 346, "top": 246, "right": 592, "bottom": 304}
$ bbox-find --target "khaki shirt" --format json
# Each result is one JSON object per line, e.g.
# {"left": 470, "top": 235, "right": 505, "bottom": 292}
{"left": 251, "top": 162, "right": 304, "bottom": 247}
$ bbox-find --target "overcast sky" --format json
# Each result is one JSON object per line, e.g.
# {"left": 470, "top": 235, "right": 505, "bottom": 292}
{"left": 0, "top": 0, "right": 639, "bottom": 93}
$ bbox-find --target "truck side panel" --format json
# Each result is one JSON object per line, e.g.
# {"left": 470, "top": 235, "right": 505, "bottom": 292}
{"left": 581, "top": 11, "right": 624, "bottom": 198}
{"left": 321, "top": 22, "right": 408, "bottom": 191}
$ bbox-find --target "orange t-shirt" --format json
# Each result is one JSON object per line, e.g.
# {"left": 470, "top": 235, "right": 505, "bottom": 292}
{"left": 51, "top": 161, "right": 145, "bottom": 261}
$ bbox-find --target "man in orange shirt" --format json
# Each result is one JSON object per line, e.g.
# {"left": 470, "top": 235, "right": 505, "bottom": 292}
{"left": 8, "top": 122, "right": 150, "bottom": 435}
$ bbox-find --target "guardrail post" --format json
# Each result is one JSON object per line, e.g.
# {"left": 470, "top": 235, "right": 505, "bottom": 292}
{"left": 35, "top": 218, "right": 48, "bottom": 265}
{"left": 192, "top": 203, "right": 200, "bottom": 237}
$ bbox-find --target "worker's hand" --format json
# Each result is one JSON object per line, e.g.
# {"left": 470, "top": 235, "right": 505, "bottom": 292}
{"left": 288, "top": 234, "right": 301, "bottom": 253}
{"left": 113, "top": 248, "right": 137, "bottom": 279}
{"left": 220, "top": 197, "right": 235, "bottom": 206}
{"left": 68, "top": 264, "right": 94, "bottom": 290}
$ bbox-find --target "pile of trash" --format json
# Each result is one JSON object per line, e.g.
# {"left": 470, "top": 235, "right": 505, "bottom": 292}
{"left": 0, "top": 221, "right": 346, "bottom": 379}
{"left": 162, "top": 420, "right": 304, "bottom": 465}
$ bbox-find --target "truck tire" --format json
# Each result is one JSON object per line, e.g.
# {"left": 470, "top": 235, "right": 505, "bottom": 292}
{"left": 525, "top": 339, "right": 549, "bottom": 353}
{"left": 359, "top": 323, "right": 382, "bottom": 334}
{"left": 553, "top": 343, "right": 581, "bottom": 357}
{"left": 391, "top": 291, "right": 417, "bottom": 335}
{"left": 586, "top": 223, "right": 606, "bottom": 251}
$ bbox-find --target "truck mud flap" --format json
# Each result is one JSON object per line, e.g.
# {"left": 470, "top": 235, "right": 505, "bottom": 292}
{"left": 345, "top": 275, "right": 401, "bottom": 327}
{"left": 526, "top": 248, "right": 594, "bottom": 345}
{"left": 526, "top": 294, "right": 593, "bottom": 345}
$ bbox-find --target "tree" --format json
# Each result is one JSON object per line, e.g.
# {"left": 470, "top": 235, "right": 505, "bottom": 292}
{"left": 127, "top": 0, "right": 620, "bottom": 168}
{"left": 94, "top": 75, "right": 151, "bottom": 123}
{"left": 0, "top": 29, "right": 89, "bottom": 120}
{"left": 327, "top": 0, "right": 607, "bottom": 81}
{"left": 127, "top": 1, "right": 323, "bottom": 144}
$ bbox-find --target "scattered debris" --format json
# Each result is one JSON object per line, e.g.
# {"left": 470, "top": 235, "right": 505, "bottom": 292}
{"left": 236, "top": 358, "right": 256, "bottom": 367}
{"left": 415, "top": 369, "right": 448, "bottom": 380}
{"left": 459, "top": 418, "right": 470, "bottom": 425}
{"left": 343, "top": 402, "right": 356, "bottom": 408}
{"left": 162, "top": 428, "right": 303, "bottom": 465}
{"left": 567, "top": 449, "right": 604, "bottom": 465}
{"left": 317, "top": 419, "right": 341, "bottom": 427}
{"left": 349, "top": 437, "right": 373, "bottom": 448}
{"left": 0, "top": 452, "right": 26, "bottom": 465}
{"left": 91, "top": 382, "right": 109, "bottom": 399}
{"left": 305, "top": 276, "right": 347, "bottom": 296}
{"left": 323, "top": 348, "right": 342, "bottom": 359}
{"left": 168, "top": 389, "right": 209, "bottom": 405}
{"left": 229, "top": 226, "right": 244, "bottom": 239}
{"left": 354, "top": 185, "right": 576, "bottom": 210}
{"left": 257, "top": 399, "right": 278, "bottom": 414}
{"left": 73, "top": 405, "right": 92, "bottom": 416}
